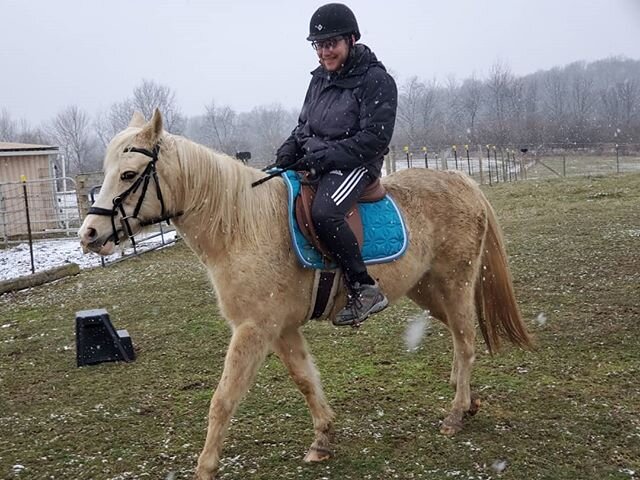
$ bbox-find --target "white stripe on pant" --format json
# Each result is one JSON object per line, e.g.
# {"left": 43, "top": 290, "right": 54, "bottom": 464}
{"left": 331, "top": 167, "right": 367, "bottom": 206}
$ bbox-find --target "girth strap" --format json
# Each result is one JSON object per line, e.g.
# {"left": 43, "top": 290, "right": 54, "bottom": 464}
{"left": 307, "top": 269, "right": 341, "bottom": 320}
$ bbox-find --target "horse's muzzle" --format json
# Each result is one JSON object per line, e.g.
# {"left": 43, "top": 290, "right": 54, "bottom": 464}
{"left": 79, "top": 223, "right": 119, "bottom": 256}
{"left": 80, "top": 236, "right": 116, "bottom": 256}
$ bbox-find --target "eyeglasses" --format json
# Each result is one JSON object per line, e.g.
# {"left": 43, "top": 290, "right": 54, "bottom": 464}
{"left": 311, "top": 36, "right": 346, "bottom": 51}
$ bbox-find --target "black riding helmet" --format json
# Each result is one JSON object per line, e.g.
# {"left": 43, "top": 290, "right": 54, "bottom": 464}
{"left": 307, "top": 3, "right": 361, "bottom": 42}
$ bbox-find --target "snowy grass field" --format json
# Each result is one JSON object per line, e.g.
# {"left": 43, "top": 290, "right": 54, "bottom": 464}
{"left": 1, "top": 173, "right": 639, "bottom": 480}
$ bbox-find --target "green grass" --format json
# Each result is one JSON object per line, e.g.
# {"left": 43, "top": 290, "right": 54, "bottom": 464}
{"left": 1, "top": 173, "right": 639, "bottom": 480}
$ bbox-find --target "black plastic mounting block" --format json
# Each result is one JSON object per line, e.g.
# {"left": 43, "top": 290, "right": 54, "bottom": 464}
{"left": 75, "top": 308, "right": 135, "bottom": 367}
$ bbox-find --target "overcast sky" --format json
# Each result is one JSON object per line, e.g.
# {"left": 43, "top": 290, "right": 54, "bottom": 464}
{"left": 2, "top": 0, "right": 640, "bottom": 125}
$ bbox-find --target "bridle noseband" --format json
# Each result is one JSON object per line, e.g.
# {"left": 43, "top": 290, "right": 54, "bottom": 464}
{"left": 87, "top": 143, "right": 182, "bottom": 247}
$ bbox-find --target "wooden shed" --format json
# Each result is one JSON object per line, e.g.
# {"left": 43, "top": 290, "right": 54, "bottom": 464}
{"left": 0, "top": 142, "right": 61, "bottom": 239}
{"left": 0, "top": 142, "right": 59, "bottom": 183}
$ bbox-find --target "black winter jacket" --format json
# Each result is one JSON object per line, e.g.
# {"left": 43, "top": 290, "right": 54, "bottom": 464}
{"left": 276, "top": 44, "right": 397, "bottom": 178}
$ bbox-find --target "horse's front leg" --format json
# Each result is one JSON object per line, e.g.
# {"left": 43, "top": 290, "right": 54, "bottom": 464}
{"left": 195, "top": 322, "right": 272, "bottom": 480}
{"left": 273, "top": 326, "right": 335, "bottom": 462}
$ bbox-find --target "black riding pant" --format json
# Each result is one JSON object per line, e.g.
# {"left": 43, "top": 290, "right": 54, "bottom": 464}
{"left": 311, "top": 167, "right": 374, "bottom": 286}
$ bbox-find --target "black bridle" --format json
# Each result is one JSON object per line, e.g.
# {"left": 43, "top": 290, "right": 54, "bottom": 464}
{"left": 87, "top": 143, "right": 182, "bottom": 248}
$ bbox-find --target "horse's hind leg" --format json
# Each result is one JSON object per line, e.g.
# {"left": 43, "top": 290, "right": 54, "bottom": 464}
{"left": 408, "top": 275, "right": 480, "bottom": 435}
{"left": 273, "top": 327, "right": 335, "bottom": 462}
{"left": 195, "top": 322, "right": 272, "bottom": 480}
{"left": 439, "top": 284, "right": 479, "bottom": 435}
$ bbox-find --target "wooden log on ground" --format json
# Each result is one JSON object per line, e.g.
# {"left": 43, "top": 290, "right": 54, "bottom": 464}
{"left": 0, "top": 263, "right": 80, "bottom": 294}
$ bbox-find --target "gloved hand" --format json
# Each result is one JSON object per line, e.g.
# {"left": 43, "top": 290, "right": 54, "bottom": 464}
{"left": 275, "top": 155, "right": 297, "bottom": 169}
{"left": 297, "top": 150, "right": 331, "bottom": 175}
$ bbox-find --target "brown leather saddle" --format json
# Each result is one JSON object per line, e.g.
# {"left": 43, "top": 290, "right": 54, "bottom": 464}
{"left": 294, "top": 171, "right": 387, "bottom": 260}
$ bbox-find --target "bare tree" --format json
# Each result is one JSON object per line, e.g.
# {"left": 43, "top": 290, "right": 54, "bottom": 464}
{"left": 0, "top": 110, "right": 52, "bottom": 145}
{"left": 486, "top": 62, "right": 515, "bottom": 144}
{"left": 616, "top": 79, "right": 639, "bottom": 131}
{"left": 94, "top": 99, "right": 135, "bottom": 148}
{"left": 420, "top": 79, "right": 440, "bottom": 145}
{"left": 397, "top": 77, "right": 427, "bottom": 146}
{"left": 94, "top": 79, "right": 185, "bottom": 148}
{"left": 397, "top": 77, "right": 439, "bottom": 146}
{"left": 568, "top": 68, "right": 596, "bottom": 143}
{"left": 459, "top": 76, "right": 484, "bottom": 144}
{"left": 201, "top": 101, "right": 238, "bottom": 154}
{"left": 0, "top": 109, "right": 18, "bottom": 142}
{"left": 601, "top": 79, "right": 640, "bottom": 142}
{"left": 442, "top": 76, "right": 466, "bottom": 144}
{"left": 49, "top": 106, "right": 100, "bottom": 174}
{"left": 237, "top": 104, "right": 295, "bottom": 163}
{"left": 132, "top": 79, "right": 185, "bottom": 134}
{"left": 600, "top": 85, "right": 620, "bottom": 134}
{"left": 17, "top": 121, "right": 51, "bottom": 145}
{"left": 521, "top": 79, "right": 541, "bottom": 144}
{"left": 542, "top": 68, "right": 568, "bottom": 142}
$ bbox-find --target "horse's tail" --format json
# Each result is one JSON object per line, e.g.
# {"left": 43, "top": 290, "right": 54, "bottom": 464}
{"left": 475, "top": 195, "right": 534, "bottom": 354}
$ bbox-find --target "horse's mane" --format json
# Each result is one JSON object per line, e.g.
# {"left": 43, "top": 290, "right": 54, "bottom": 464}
{"left": 171, "top": 135, "right": 283, "bottom": 248}
{"left": 103, "top": 128, "right": 283, "bottom": 249}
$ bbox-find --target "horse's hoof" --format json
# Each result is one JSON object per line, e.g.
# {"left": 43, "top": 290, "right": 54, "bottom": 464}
{"left": 440, "top": 413, "right": 464, "bottom": 435}
{"left": 466, "top": 395, "right": 481, "bottom": 417}
{"left": 193, "top": 467, "right": 217, "bottom": 480}
{"left": 303, "top": 445, "right": 333, "bottom": 462}
{"left": 440, "top": 424, "right": 460, "bottom": 436}
{"left": 193, "top": 474, "right": 216, "bottom": 480}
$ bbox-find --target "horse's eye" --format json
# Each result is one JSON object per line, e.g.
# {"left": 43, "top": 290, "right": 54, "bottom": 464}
{"left": 120, "top": 171, "right": 137, "bottom": 181}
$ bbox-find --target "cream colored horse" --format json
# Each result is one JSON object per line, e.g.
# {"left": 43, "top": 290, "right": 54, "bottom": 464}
{"left": 79, "top": 110, "right": 533, "bottom": 480}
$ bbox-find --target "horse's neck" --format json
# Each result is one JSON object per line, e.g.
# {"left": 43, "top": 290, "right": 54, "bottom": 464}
{"left": 171, "top": 137, "right": 283, "bottom": 264}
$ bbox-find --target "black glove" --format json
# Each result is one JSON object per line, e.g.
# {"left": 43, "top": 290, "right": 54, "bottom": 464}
{"left": 297, "top": 150, "right": 331, "bottom": 175}
{"left": 275, "top": 155, "right": 297, "bottom": 169}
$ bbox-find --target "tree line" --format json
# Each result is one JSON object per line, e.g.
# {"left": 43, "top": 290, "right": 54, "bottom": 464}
{"left": 1, "top": 56, "right": 639, "bottom": 177}
{"left": 396, "top": 57, "right": 640, "bottom": 150}
{"left": 0, "top": 79, "right": 298, "bottom": 176}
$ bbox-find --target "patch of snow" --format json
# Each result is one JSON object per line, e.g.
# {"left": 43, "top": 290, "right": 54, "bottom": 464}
{"left": 0, "top": 231, "right": 177, "bottom": 281}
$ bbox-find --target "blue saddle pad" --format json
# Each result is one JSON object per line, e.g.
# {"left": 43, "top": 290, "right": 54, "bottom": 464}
{"left": 282, "top": 170, "right": 409, "bottom": 269}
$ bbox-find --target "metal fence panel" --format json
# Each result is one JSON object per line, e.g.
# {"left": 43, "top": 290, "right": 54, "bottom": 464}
{"left": 0, "top": 177, "right": 79, "bottom": 244}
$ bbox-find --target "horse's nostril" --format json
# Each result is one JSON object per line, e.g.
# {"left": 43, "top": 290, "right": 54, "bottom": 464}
{"left": 86, "top": 227, "right": 97, "bottom": 242}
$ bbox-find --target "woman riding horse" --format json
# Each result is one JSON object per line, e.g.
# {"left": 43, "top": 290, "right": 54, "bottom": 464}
{"left": 276, "top": 3, "right": 398, "bottom": 327}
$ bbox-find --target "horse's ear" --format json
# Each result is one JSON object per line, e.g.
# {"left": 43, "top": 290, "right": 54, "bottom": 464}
{"left": 139, "top": 109, "right": 164, "bottom": 143}
{"left": 128, "top": 111, "right": 146, "bottom": 128}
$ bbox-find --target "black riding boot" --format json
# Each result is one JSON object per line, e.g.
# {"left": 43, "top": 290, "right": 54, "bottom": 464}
{"left": 311, "top": 169, "right": 389, "bottom": 326}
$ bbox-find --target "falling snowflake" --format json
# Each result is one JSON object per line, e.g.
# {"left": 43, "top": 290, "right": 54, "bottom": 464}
{"left": 404, "top": 311, "right": 431, "bottom": 352}
{"left": 534, "top": 312, "right": 547, "bottom": 326}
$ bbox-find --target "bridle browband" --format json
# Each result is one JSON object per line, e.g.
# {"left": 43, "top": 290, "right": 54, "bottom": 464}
{"left": 87, "top": 143, "right": 182, "bottom": 248}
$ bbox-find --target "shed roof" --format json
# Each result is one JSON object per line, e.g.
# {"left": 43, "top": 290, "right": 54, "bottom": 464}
{"left": 0, "top": 142, "right": 59, "bottom": 157}
{"left": 0, "top": 142, "right": 58, "bottom": 152}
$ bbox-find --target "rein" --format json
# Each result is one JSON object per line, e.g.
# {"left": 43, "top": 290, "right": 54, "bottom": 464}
{"left": 87, "top": 143, "right": 182, "bottom": 248}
